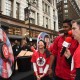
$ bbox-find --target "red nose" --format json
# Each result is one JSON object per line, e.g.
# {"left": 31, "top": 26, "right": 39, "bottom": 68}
{"left": 68, "top": 30, "right": 72, "bottom": 36}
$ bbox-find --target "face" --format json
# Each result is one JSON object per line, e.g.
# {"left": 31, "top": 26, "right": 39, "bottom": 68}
{"left": 15, "top": 40, "right": 18, "bottom": 44}
{"left": 38, "top": 41, "right": 45, "bottom": 49}
{"left": 44, "top": 37, "right": 49, "bottom": 43}
{"left": 63, "top": 23, "right": 71, "bottom": 35}
{"left": 72, "top": 22, "right": 80, "bottom": 41}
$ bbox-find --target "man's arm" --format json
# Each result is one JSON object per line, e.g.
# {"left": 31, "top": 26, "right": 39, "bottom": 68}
{"left": 64, "top": 48, "right": 72, "bottom": 66}
{"left": 48, "top": 54, "right": 55, "bottom": 77}
{"left": 49, "top": 55, "right": 55, "bottom": 69}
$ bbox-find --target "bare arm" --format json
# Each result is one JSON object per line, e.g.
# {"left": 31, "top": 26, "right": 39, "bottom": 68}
{"left": 48, "top": 54, "right": 55, "bottom": 77}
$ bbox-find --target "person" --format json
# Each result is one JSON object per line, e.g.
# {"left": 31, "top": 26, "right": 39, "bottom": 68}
{"left": 21, "top": 39, "right": 31, "bottom": 51}
{"left": 12, "top": 40, "right": 21, "bottom": 73}
{"left": 31, "top": 40, "right": 52, "bottom": 80}
{"left": 49, "top": 19, "right": 78, "bottom": 80}
{"left": 44, "top": 35, "right": 50, "bottom": 48}
{"left": 64, "top": 19, "right": 80, "bottom": 80}
{"left": 12, "top": 40, "right": 21, "bottom": 57}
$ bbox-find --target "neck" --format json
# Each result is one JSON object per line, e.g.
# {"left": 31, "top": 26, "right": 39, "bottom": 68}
{"left": 39, "top": 48, "right": 45, "bottom": 54}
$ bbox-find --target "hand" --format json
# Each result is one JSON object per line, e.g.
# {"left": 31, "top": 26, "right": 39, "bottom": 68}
{"left": 37, "top": 75, "right": 40, "bottom": 80}
{"left": 37, "top": 78, "right": 40, "bottom": 80}
{"left": 64, "top": 48, "right": 71, "bottom": 59}
{"left": 39, "top": 74, "right": 45, "bottom": 78}
{"left": 48, "top": 69, "right": 53, "bottom": 78}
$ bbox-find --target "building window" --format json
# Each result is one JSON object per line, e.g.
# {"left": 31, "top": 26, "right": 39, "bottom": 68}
{"left": 8, "top": 27, "right": 21, "bottom": 35}
{"left": 64, "top": 14, "right": 68, "bottom": 18}
{"left": 16, "top": 2, "right": 20, "bottom": 19}
{"left": 48, "top": 6, "right": 50, "bottom": 15}
{"left": 42, "top": 1, "right": 50, "bottom": 15}
{"left": 64, "top": 10, "right": 68, "bottom": 13}
{"left": 5, "top": 0, "right": 13, "bottom": 17}
{"left": 47, "top": 0, "right": 50, "bottom": 3}
{"left": 64, "top": 0, "right": 67, "bottom": 3}
{"left": 45, "top": 3, "right": 47, "bottom": 12}
{"left": 37, "top": 13, "right": 39, "bottom": 25}
{"left": 46, "top": 18, "right": 48, "bottom": 28}
{"left": 54, "top": 21, "right": 56, "bottom": 30}
{"left": 42, "top": 1, "right": 44, "bottom": 11}
{"left": 43, "top": 16, "right": 45, "bottom": 27}
{"left": 30, "top": 10, "right": 35, "bottom": 24}
{"left": 49, "top": 19, "right": 51, "bottom": 28}
{"left": 64, "top": 5, "right": 68, "bottom": 8}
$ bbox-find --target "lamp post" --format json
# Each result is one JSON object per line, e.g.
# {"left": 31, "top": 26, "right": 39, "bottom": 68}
{"left": 24, "top": 0, "right": 36, "bottom": 40}
{"left": 24, "top": 0, "right": 31, "bottom": 39}
{"left": 25, "top": 0, "right": 37, "bottom": 41}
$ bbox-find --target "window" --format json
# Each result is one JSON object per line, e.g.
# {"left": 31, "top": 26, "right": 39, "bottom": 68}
{"left": 47, "top": 0, "right": 50, "bottom": 3}
{"left": 64, "top": 10, "right": 68, "bottom": 13}
{"left": 30, "top": 10, "right": 35, "bottom": 19}
{"left": 8, "top": 27, "right": 21, "bottom": 35}
{"left": 46, "top": 18, "right": 48, "bottom": 28}
{"left": 30, "top": 18, "right": 35, "bottom": 24}
{"left": 30, "top": 10, "right": 35, "bottom": 24}
{"left": 45, "top": 3, "right": 47, "bottom": 12}
{"left": 64, "top": 0, "right": 67, "bottom": 3}
{"left": 16, "top": 2, "right": 20, "bottom": 19}
{"left": 48, "top": 6, "right": 50, "bottom": 15}
{"left": 48, "top": 19, "right": 51, "bottom": 28}
{"left": 42, "top": 1, "right": 44, "bottom": 11}
{"left": 64, "top": 5, "right": 68, "bottom": 8}
{"left": 54, "top": 21, "right": 56, "bottom": 30}
{"left": 5, "top": 0, "right": 13, "bottom": 16}
{"left": 42, "top": 1, "right": 50, "bottom": 15}
{"left": 65, "top": 14, "right": 68, "bottom": 17}
{"left": 37, "top": 13, "right": 39, "bottom": 25}
{"left": 43, "top": 16, "right": 45, "bottom": 27}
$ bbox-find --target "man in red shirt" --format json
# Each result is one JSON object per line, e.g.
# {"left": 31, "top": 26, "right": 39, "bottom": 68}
{"left": 49, "top": 19, "right": 78, "bottom": 80}
{"left": 64, "top": 19, "right": 80, "bottom": 80}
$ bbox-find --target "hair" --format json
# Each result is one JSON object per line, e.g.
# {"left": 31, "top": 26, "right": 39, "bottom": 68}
{"left": 63, "top": 19, "right": 72, "bottom": 27}
{"left": 71, "top": 19, "right": 80, "bottom": 28}
{"left": 44, "top": 35, "right": 49, "bottom": 38}
{"left": 38, "top": 40, "right": 51, "bottom": 58}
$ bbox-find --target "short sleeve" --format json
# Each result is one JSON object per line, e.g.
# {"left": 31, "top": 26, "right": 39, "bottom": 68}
{"left": 31, "top": 52, "right": 36, "bottom": 63}
{"left": 74, "top": 51, "right": 80, "bottom": 68}
{"left": 51, "top": 36, "right": 61, "bottom": 56}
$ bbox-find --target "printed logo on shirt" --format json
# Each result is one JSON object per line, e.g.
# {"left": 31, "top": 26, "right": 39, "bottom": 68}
{"left": 37, "top": 57, "right": 46, "bottom": 66}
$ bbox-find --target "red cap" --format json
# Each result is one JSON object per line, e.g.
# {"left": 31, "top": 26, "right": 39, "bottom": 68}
{"left": 65, "top": 37, "right": 72, "bottom": 43}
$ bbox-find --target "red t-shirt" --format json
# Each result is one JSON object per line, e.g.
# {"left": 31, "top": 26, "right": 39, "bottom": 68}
{"left": 73, "top": 44, "right": 80, "bottom": 68}
{"left": 31, "top": 51, "right": 50, "bottom": 75}
{"left": 50, "top": 36, "right": 78, "bottom": 80}
{"left": 71, "top": 44, "right": 80, "bottom": 80}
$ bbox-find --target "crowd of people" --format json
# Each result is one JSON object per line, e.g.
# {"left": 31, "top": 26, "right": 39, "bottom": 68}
{"left": 11, "top": 18, "right": 80, "bottom": 80}
{"left": 31, "top": 19, "right": 80, "bottom": 80}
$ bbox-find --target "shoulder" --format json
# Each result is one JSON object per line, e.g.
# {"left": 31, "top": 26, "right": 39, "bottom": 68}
{"left": 53, "top": 35, "right": 63, "bottom": 42}
{"left": 33, "top": 51, "right": 38, "bottom": 56}
{"left": 72, "top": 37, "right": 79, "bottom": 45}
